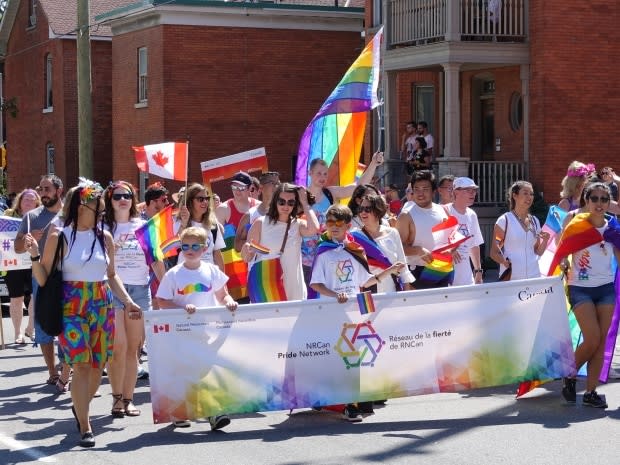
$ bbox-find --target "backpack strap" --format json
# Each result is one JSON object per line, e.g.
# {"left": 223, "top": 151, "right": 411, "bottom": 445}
{"left": 322, "top": 187, "right": 334, "bottom": 205}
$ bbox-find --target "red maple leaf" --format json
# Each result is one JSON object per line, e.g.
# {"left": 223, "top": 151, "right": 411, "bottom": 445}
{"left": 152, "top": 150, "right": 169, "bottom": 168}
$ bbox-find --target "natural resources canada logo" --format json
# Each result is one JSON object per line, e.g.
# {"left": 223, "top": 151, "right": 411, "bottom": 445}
{"left": 335, "top": 321, "right": 385, "bottom": 369}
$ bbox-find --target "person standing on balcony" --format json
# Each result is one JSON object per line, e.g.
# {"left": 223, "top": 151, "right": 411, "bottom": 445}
{"left": 400, "top": 121, "right": 417, "bottom": 160}
{"left": 417, "top": 121, "right": 434, "bottom": 159}
{"left": 444, "top": 178, "right": 485, "bottom": 286}
{"left": 406, "top": 137, "right": 431, "bottom": 175}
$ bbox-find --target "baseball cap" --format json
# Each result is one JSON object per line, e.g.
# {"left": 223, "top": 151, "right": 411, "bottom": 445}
{"left": 231, "top": 171, "right": 252, "bottom": 186}
{"left": 453, "top": 177, "right": 479, "bottom": 189}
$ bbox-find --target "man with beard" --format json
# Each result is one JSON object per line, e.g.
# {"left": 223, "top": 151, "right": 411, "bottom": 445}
{"left": 14, "top": 175, "right": 64, "bottom": 386}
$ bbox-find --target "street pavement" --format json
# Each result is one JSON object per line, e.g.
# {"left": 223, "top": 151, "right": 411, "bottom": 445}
{"left": 1, "top": 316, "right": 620, "bottom": 465}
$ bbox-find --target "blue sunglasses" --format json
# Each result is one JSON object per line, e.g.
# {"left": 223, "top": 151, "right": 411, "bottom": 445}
{"left": 181, "top": 243, "right": 205, "bottom": 252}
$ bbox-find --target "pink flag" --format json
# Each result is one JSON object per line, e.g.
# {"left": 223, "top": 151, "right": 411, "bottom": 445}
{"left": 133, "top": 142, "right": 188, "bottom": 181}
{"left": 432, "top": 216, "right": 471, "bottom": 253}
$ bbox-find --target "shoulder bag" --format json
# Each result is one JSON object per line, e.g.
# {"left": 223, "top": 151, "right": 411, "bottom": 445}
{"left": 35, "top": 232, "right": 65, "bottom": 336}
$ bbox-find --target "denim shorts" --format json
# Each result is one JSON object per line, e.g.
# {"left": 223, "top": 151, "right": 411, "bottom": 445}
{"left": 568, "top": 282, "right": 616, "bottom": 308}
{"left": 112, "top": 283, "right": 152, "bottom": 312}
{"left": 31, "top": 278, "right": 55, "bottom": 345}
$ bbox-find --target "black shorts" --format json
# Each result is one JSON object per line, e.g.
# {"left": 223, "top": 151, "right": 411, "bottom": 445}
{"left": 4, "top": 268, "right": 33, "bottom": 298}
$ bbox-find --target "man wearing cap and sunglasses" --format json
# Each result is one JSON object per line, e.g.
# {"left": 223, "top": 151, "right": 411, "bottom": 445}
{"left": 234, "top": 171, "right": 280, "bottom": 253}
{"left": 215, "top": 171, "right": 261, "bottom": 302}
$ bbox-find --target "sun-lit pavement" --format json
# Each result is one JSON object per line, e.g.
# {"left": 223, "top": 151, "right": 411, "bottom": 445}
{"left": 2, "top": 316, "right": 620, "bottom": 465}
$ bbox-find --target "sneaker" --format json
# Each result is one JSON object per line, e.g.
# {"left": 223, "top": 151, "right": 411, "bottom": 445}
{"left": 79, "top": 431, "right": 95, "bottom": 448}
{"left": 561, "top": 377, "right": 576, "bottom": 403}
{"left": 583, "top": 390, "right": 607, "bottom": 408}
{"left": 173, "top": 420, "right": 191, "bottom": 428}
{"left": 357, "top": 401, "right": 375, "bottom": 417}
{"left": 208, "top": 415, "right": 231, "bottom": 431}
{"left": 342, "top": 404, "right": 363, "bottom": 422}
{"left": 137, "top": 367, "right": 149, "bottom": 380}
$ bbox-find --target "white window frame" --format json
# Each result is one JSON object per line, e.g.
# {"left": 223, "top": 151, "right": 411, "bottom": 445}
{"left": 137, "top": 47, "right": 148, "bottom": 104}
{"left": 44, "top": 53, "right": 53, "bottom": 110}
{"left": 46, "top": 143, "right": 55, "bottom": 174}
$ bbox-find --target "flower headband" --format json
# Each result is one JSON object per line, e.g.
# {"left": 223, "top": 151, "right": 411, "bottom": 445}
{"left": 567, "top": 163, "right": 595, "bottom": 178}
{"left": 78, "top": 177, "right": 104, "bottom": 204}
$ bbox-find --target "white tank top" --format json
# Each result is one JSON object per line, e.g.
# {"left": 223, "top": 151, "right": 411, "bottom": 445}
{"left": 407, "top": 203, "right": 448, "bottom": 267}
{"left": 61, "top": 227, "right": 109, "bottom": 282}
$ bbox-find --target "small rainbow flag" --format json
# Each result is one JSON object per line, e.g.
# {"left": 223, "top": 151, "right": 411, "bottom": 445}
{"left": 247, "top": 259, "right": 287, "bottom": 303}
{"left": 249, "top": 240, "right": 271, "bottom": 255}
{"left": 418, "top": 252, "right": 454, "bottom": 287}
{"left": 357, "top": 291, "right": 376, "bottom": 315}
{"left": 135, "top": 205, "right": 178, "bottom": 265}
{"left": 355, "top": 163, "right": 367, "bottom": 182}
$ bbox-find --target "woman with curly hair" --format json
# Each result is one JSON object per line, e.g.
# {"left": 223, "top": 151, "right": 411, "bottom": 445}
{"left": 4, "top": 188, "right": 40, "bottom": 344}
{"left": 25, "top": 179, "right": 141, "bottom": 448}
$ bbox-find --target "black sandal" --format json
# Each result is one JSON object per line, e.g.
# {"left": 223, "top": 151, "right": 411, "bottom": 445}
{"left": 111, "top": 394, "right": 125, "bottom": 418}
{"left": 123, "top": 398, "right": 141, "bottom": 417}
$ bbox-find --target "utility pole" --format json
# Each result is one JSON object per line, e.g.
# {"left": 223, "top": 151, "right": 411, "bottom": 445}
{"left": 77, "top": 0, "right": 93, "bottom": 179}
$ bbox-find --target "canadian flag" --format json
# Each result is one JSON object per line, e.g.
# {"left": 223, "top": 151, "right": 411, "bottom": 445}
{"left": 153, "top": 324, "right": 170, "bottom": 334}
{"left": 432, "top": 216, "right": 471, "bottom": 253}
{"left": 133, "top": 142, "right": 188, "bottom": 181}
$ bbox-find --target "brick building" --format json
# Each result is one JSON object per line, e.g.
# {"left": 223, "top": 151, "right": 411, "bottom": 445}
{"left": 368, "top": 0, "right": 620, "bottom": 206}
{"left": 100, "top": 0, "right": 365, "bottom": 195}
{"left": 0, "top": 0, "right": 134, "bottom": 191}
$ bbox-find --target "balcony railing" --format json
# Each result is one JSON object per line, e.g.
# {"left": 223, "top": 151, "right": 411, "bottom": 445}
{"left": 469, "top": 160, "right": 527, "bottom": 205}
{"left": 388, "top": 0, "right": 527, "bottom": 48}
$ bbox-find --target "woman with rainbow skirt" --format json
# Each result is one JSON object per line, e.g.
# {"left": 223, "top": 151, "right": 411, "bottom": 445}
{"left": 241, "top": 183, "right": 319, "bottom": 302}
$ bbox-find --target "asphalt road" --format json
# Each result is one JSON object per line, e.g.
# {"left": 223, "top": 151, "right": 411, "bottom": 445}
{"left": 1, "top": 316, "right": 620, "bottom": 465}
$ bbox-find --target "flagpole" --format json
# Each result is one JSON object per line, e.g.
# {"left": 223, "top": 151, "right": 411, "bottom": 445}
{"left": 184, "top": 137, "right": 190, "bottom": 207}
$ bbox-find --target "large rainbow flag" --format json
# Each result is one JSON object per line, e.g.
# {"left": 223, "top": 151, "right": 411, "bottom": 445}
{"left": 294, "top": 27, "right": 383, "bottom": 187}
{"left": 135, "top": 205, "right": 179, "bottom": 265}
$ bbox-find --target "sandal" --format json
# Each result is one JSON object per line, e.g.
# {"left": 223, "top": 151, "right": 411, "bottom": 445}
{"left": 46, "top": 375, "right": 60, "bottom": 385}
{"left": 15, "top": 336, "right": 25, "bottom": 345}
{"left": 24, "top": 330, "right": 35, "bottom": 340}
{"left": 111, "top": 394, "right": 126, "bottom": 418}
{"left": 123, "top": 399, "right": 141, "bottom": 417}
{"left": 56, "top": 378, "right": 70, "bottom": 393}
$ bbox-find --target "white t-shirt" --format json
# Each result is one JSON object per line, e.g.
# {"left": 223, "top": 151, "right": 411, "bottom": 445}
{"left": 106, "top": 218, "right": 149, "bottom": 285}
{"left": 424, "top": 133, "right": 434, "bottom": 150}
{"left": 445, "top": 204, "right": 484, "bottom": 286}
{"left": 174, "top": 220, "right": 225, "bottom": 266}
{"left": 567, "top": 224, "right": 615, "bottom": 287}
{"left": 310, "top": 247, "right": 373, "bottom": 298}
{"left": 156, "top": 262, "right": 229, "bottom": 307}
{"left": 406, "top": 203, "right": 448, "bottom": 267}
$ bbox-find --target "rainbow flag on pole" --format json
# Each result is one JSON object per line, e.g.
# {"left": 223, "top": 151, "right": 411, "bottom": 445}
{"left": 135, "top": 205, "right": 179, "bottom": 265}
{"left": 295, "top": 27, "right": 383, "bottom": 187}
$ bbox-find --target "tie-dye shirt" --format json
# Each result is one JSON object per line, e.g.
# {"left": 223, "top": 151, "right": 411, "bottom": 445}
{"left": 156, "top": 261, "right": 228, "bottom": 308}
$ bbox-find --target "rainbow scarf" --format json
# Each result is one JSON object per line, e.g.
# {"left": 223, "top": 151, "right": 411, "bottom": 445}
{"left": 417, "top": 252, "right": 454, "bottom": 287}
{"left": 135, "top": 205, "right": 178, "bottom": 265}
{"left": 247, "top": 259, "right": 287, "bottom": 303}
{"left": 547, "top": 213, "right": 602, "bottom": 276}
{"left": 295, "top": 28, "right": 383, "bottom": 187}
{"left": 350, "top": 230, "right": 392, "bottom": 270}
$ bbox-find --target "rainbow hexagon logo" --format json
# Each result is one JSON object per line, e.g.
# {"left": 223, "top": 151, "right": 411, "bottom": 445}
{"left": 335, "top": 321, "right": 385, "bottom": 369}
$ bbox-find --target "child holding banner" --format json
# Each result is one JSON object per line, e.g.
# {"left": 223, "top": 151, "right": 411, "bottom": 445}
{"left": 310, "top": 205, "right": 404, "bottom": 421}
{"left": 156, "top": 226, "right": 238, "bottom": 429}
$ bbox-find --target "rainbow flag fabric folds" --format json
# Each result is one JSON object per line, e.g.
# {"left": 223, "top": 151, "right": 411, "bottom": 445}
{"left": 135, "top": 205, "right": 178, "bottom": 265}
{"left": 547, "top": 213, "right": 603, "bottom": 276}
{"left": 295, "top": 27, "right": 383, "bottom": 187}
{"left": 247, "top": 259, "right": 287, "bottom": 303}
{"left": 350, "top": 230, "right": 391, "bottom": 270}
{"left": 418, "top": 252, "right": 454, "bottom": 287}
{"left": 357, "top": 291, "right": 376, "bottom": 315}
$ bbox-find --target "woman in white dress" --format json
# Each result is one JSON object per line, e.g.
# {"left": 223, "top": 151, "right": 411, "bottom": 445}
{"left": 242, "top": 183, "right": 319, "bottom": 301}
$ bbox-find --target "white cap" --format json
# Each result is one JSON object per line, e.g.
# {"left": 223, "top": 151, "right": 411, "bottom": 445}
{"left": 453, "top": 177, "right": 479, "bottom": 189}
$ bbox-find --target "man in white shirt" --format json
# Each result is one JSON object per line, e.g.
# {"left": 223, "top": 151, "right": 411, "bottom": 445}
{"left": 445, "top": 177, "right": 484, "bottom": 286}
{"left": 417, "top": 121, "right": 434, "bottom": 159}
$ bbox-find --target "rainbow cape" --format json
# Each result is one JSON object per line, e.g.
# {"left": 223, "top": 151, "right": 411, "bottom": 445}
{"left": 547, "top": 213, "right": 602, "bottom": 276}
{"left": 135, "top": 205, "right": 178, "bottom": 265}
{"left": 417, "top": 252, "right": 454, "bottom": 287}
{"left": 295, "top": 28, "right": 383, "bottom": 187}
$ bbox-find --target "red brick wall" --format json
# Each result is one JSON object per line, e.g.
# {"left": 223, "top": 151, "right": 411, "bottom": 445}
{"left": 528, "top": 0, "right": 620, "bottom": 202}
{"left": 111, "top": 25, "right": 363, "bottom": 194}
{"left": 4, "top": 3, "right": 113, "bottom": 191}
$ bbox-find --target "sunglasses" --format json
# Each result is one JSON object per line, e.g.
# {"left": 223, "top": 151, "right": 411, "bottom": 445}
{"left": 112, "top": 193, "right": 133, "bottom": 201}
{"left": 277, "top": 198, "right": 296, "bottom": 207}
{"left": 326, "top": 219, "right": 346, "bottom": 227}
{"left": 194, "top": 196, "right": 210, "bottom": 203}
{"left": 589, "top": 195, "right": 610, "bottom": 203}
{"left": 359, "top": 206, "right": 374, "bottom": 214}
{"left": 181, "top": 243, "right": 205, "bottom": 252}
{"left": 231, "top": 185, "right": 247, "bottom": 191}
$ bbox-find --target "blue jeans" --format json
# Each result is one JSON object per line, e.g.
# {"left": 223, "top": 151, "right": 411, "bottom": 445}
{"left": 112, "top": 283, "right": 152, "bottom": 312}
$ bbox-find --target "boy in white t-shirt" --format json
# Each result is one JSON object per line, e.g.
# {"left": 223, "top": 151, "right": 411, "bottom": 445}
{"left": 156, "top": 227, "right": 238, "bottom": 430}
{"left": 310, "top": 205, "right": 404, "bottom": 422}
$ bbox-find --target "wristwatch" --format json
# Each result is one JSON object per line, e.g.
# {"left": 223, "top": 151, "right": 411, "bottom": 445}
{"left": 30, "top": 255, "right": 41, "bottom": 262}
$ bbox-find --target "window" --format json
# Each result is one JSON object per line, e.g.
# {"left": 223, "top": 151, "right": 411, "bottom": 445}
{"left": 28, "top": 0, "right": 37, "bottom": 27}
{"left": 372, "top": 0, "right": 383, "bottom": 27}
{"left": 509, "top": 92, "right": 523, "bottom": 132}
{"left": 137, "top": 47, "right": 148, "bottom": 103}
{"left": 44, "top": 54, "right": 53, "bottom": 109}
{"left": 46, "top": 143, "right": 55, "bottom": 174}
{"left": 413, "top": 84, "right": 434, "bottom": 135}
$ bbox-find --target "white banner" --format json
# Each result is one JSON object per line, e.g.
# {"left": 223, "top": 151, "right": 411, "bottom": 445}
{"left": 0, "top": 216, "right": 31, "bottom": 271}
{"left": 145, "top": 277, "right": 574, "bottom": 423}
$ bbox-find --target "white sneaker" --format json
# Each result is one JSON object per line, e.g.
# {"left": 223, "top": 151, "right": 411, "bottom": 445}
{"left": 208, "top": 415, "right": 231, "bottom": 431}
{"left": 173, "top": 420, "right": 191, "bottom": 428}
